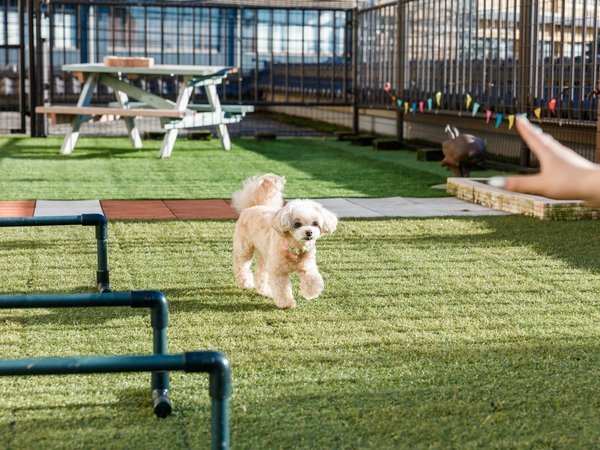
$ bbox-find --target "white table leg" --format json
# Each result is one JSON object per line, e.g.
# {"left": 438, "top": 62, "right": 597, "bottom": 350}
{"left": 158, "top": 82, "right": 194, "bottom": 158}
{"left": 114, "top": 87, "right": 142, "bottom": 149}
{"left": 60, "top": 73, "right": 97, "bottom": 155}
{"left": 205, "top": 83, "right": 231, "bottom": 151}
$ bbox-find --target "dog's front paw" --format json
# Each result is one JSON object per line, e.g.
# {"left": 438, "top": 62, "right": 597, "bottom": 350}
{"left": 300, "top": 272, "right": 324, "bottom": 300}
{"left": 256, "top": 286, "right": 273, "bottom": 298}
{"left": 274, "top": 297, "right": 296, "bottom": 309}
{"left": 236, "top": 276, "right": 255, "bottom": 290}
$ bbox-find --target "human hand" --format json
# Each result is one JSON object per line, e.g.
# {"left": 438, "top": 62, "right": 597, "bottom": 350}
{"left": 489, "top": 117, "right": 600, "bottom": 205}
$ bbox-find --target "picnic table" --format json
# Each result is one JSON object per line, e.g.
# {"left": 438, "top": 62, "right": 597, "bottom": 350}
{"left": 36, "top": 60, "right": 253, "bottom": 158}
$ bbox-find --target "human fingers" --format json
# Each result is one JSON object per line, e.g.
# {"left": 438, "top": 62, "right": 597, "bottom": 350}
{"left": 488, "top": 174, "right": 547, "bottom": 196}
{"left": 515, "top": 117, "right": 552, "bottom": 162}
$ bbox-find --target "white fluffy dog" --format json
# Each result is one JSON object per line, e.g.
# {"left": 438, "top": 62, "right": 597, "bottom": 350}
{"left": 231, "top": 173, "right": 338, "bottom": 309}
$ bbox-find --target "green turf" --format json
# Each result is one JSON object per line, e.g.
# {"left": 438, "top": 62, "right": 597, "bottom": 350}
{"left": 0, "top": 217, "right": 598, "bottom": 448}
{"left": 0, "top": 136, "right": 506, "bottom": 200}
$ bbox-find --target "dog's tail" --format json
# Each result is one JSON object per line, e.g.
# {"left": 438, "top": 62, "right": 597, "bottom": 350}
{"left": 231, "top": 173, "right": 286, "bottom": 213}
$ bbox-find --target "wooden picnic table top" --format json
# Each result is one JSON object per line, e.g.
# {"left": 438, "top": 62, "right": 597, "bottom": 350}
{"left": 62, "top": 63, "right": 237, "bottom": 77}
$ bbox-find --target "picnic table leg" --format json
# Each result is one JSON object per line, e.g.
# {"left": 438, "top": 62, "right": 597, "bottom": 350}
{"left": 60, "top": 74, "right": 97, "bottom": 155}
{"left": 205, "top": 84, "right": 232, "bottom": 151}
{"left": 114, "top": 88, "right": 143, "bottom": 149}
{"left": 158, "top": 82, "right": 194, "bottom": 159}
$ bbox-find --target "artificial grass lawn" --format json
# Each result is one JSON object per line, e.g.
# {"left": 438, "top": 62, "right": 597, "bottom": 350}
{"left": 0, "top": 217, "right": 598, "bottom": 448}
{"left": 0, "top": 136, "right": 506, "bottom": 200}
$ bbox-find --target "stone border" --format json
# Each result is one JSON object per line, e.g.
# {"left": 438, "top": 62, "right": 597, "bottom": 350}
{"left": 447, "top": 177, "right": 600, "bottom": 220}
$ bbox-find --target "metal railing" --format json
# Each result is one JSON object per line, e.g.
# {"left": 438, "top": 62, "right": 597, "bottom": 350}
{"left": 3, "top": 0, "right": 600, "bottom": 164}
{"left": 41, "top": 1, "right": 354, "bottom": 106}
{"left": 357, "top": 0, "right": 600, "bottom": 122}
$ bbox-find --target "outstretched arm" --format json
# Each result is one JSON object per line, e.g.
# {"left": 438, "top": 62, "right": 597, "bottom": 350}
{"left": 489, "top": 117, "right": 600, "bottom": 205}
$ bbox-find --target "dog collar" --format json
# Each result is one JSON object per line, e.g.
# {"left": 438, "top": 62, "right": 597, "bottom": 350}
{"left": 282, "top": 239, "right": 309, "bottom": 256}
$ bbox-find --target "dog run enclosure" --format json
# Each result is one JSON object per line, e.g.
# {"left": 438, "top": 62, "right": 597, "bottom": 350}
{"left": 2, "top": 0, "right": 600, "bottom": 167}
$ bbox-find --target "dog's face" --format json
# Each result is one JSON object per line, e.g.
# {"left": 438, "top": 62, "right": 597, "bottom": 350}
{"left": 271, "top": 199, "right": 338, "bottom": 242}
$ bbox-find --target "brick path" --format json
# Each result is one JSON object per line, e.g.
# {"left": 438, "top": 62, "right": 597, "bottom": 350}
{"left": 0, "top": 198, "right": 509, "bottom": 219}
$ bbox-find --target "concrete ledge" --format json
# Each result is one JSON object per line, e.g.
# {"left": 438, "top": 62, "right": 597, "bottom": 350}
{"left": 447, "top": 177, "right": 600, "bottom": 220}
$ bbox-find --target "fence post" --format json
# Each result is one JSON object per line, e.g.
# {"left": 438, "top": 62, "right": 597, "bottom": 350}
{"left": 518, "top": 0, "right": 533, "bottom": 167}
{"left": 396, "top": 0, "right": 404, "bottom": 142}
{"left": 351, "top": 8, "right": 359, "bottom": 134}
{"left": 12, "top": 0, "right": 28, "bottom": 134}
{"left": 27, "top": 0, "right": 46, "bottom": 137}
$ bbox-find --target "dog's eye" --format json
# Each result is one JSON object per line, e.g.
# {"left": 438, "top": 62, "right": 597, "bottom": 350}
{"left": 312, "top": 221, "right": 319, "bottom": 227}
{"left": 293, "top": 222, "right": 302, "bottom": 228}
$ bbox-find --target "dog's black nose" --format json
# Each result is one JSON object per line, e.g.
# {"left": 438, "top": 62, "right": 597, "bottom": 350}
{"left": 305, "top": 230, "right": 312, "bottom": 237}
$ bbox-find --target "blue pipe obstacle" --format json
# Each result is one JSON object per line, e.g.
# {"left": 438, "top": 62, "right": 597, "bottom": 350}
{"left": 0, "top": 214, "right": 111, "bottom": 292}
{"left": 0, "top": 290, "right": 232, "bottom": 449}
{"left": 0, "top": 352, "right": 231, "bottom": 450}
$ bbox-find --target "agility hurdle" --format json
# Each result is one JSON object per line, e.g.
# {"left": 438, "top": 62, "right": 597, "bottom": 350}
{"left": 0, "top": 214, "right": 111, "bottom": 292}
{"left": 0, "top": 290, "right": 173, "bottom": 417}
{"left": 0, "top": 351, "right": 231, "bottom": 450}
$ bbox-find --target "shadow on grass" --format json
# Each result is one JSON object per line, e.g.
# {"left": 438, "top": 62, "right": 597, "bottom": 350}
{"left": 0, "top": 303, "right": 149, "bottom": 327}
{"left": 221, "top": 138, "right": 449, "bottom": 198}
{"left": 230, "top": 339, "right": 600, "bottom": 449}
{"left": 332, "top": 215, "right": 600, "bottom": 275}
{"left": 0, "top": 137, "right": 145, "bottom": 160}
{"left": 164, "top": 288, "right": 276, "bottom": 312}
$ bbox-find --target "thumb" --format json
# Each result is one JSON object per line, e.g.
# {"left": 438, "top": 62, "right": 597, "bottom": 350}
{"left": 489, "top": 174, "right": 545, "bottom": 195}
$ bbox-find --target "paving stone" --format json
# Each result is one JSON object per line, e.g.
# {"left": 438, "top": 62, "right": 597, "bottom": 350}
{"left": 311, "top": 198, "right": 384, "bottom": 218}
{"left": 34, "top": 200, "right": 103, "bottom": 217}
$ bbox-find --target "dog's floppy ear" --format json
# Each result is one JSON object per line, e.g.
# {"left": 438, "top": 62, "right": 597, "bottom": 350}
{"left": 271, "top": 202, "right": 293, "bottom": 234}
{"left": 314, "top": 202, "right": 338, "bottom": 235}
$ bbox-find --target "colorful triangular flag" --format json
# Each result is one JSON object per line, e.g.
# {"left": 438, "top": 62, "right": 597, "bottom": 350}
{"left": 508, "top": 114, "right": 515, "bottom": 130}
{"left": 495, "top": 113, "right": 503, "bottom": 128}
{"left": 472, "top": 102, "right": 480, "bottom": 116}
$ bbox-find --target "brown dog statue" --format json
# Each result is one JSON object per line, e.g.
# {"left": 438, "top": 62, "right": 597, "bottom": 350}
{"left": 441, "top": 125, "right": 486, "bottom": 177}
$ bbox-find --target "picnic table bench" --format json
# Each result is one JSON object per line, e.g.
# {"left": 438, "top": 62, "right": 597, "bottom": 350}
{"left": 36, "top": 60, "right": 253, "bottom": 158}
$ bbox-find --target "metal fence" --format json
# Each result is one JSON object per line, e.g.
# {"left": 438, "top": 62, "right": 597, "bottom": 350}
{"left": 356, "top": 0, "right": 600, "bottom": 162}
{"left": 1, "top": 0, "right": 354, "bottom": 136}
{"left": 2, "top": 0, "right": 600, "bottom": 164}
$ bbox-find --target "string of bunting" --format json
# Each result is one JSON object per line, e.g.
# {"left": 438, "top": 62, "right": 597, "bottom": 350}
{"left": 382, "top": 81, "right": 578, "bottom": 130}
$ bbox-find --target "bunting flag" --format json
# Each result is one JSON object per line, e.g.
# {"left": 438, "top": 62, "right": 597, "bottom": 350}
{"left": 508, "top": 114, "right": 515, "bottom": 130}
{"left": 495, "top": 113, "right": 504, "bottom": 128}
{"left": 381, "top": 84, "right": 561, "bottom": 127}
